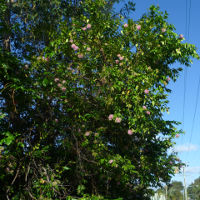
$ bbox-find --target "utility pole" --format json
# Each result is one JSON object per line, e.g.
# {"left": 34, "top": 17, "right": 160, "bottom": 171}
{"left": 183, "top": 166, "right": 188, "bottom": 200}
{"left": 165, "top": 185, "right": 168, "bottom": 200}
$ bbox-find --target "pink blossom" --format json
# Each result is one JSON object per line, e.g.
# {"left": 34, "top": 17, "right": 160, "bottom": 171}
{"left": 146, "top": 111, "right": 150, "bottom": 115}
{"left": 57, "top": 83, "right": 62, "bottom": 88}
{"left": 74, "top": 46, "right": 79, "bottom": 51}
{"left": 55, "top": 119, "right": 58, "bottom": 123}
{"left": 117, "top": 54, "right": 121, "bottom": 58}
{"left": 144, "top": 89, "right": 149, "bottom": 94}
{"left": 108, "top": 114, "right": 114, "bottom": 121}
{"left": 176, "top": 134, "right": 180, "bottom": 138}
{"left": 143, "top": 105, "right": 147, "bottom": 110}
{"left": 169, "top": 161, "right": 173, "bottom": 165}
{"left": 136, "top": 25, "right": 141, "bottom": 30}
{"left": 62, "top": 80, "right": 66, "bottom": 84}
{"left": 161, "top": 28, "right": 166, "bottom": 33}
{"left": 179, "top": 34, "right": 184, "bottom": 39}
{"left": 86, "top": 24, "right": 91, "bottom": 29}
{"left": 115, "top": 117, "right": 122, "bottom": 123}
{"left": 61, "top": 87, "right": 66, "bottom": 92}
{"left": 71, "top": 44, "right": 76, "bottom": 49}
{"left": 115, "top": 60, "right": 119, "bottom": 64}
{"left": 128, "top": 129, "right": 133, "bottom": 135}
{"left": 119, "top": 56, "right": 124, "bottom": 61}
{"left": 167, "top": 77, "right": 170, "bottom": 82}
{"left": 70, "top": 39, "right": 73, "bottom": 43}
{"left": 87, "top": 47, "right": 91, "bottom": 51}
{"left": 81, "top": 27, "right": 87, "bottom": 31}
{"left": 85, "top": 131, "right": 90, "bottom": 136}
{"left": 109, "top": 159, "right": 113, "bottom": 164}
{"left": 124, "top": 23, "right": 128, "bottom": 28}
{"left": 54, "top": 78, "right": 59, "bottom": 82}
{"left": 71, "top": 44, "right": 79, "bottom": 50}
{"left": 78, "top": 53, "right": 84, "bottom": 58}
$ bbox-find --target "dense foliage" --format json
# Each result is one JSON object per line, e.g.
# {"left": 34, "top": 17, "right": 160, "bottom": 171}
{"left": 156, "top": 181, "right": 184, "bottom": 200}
{"left": 0, "top": 0, "right": 199, "bottom": 199}
{"left": 188, "top": 176, "right": 200, "bottom": 200}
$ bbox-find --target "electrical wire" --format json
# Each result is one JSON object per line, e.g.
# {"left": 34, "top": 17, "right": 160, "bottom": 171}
{"left": 188, "top": 76, "right": 200, "bottom": 147}
{"left": 180, "top": 0, "right": 189, "bottom": 145}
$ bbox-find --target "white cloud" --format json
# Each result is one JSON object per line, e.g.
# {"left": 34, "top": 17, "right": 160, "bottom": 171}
{"left": 185, "top": 166, "right": 200, "bottom": 173}
{"left": 173, "top": 144, "right": 199, "bottom": 152}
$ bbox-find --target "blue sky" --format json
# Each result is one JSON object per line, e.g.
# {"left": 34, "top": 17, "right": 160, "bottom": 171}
{"left": 115, "top": 0, "right": 200, "bottom": 186}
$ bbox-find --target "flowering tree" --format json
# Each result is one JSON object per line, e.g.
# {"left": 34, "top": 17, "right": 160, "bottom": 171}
{"left": 0, "top": 0, "right": 199, "bottom": 199}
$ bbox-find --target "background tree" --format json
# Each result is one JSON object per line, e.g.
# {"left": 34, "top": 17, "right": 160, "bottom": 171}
{"left": 188, "top": 177, "right": 200, "bottom": 200}
{"left": 168, "top": 181, "right": 184, "bottom": 200}
{"left": 0, "top": 0, "right": 199, "bottom": 199}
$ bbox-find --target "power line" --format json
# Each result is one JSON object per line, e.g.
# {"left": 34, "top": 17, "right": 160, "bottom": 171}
{"left": 185, "top": 75, "right": 200, "bottom": 162}
{"left": 185, "top": 0, "right": 188, "bottom": 40}
{"left": 181, "top": 0, "right": 189, "bottom": 145}
{"left": 187, "top": 0, "right": 192, "bottom": 40}
{"left": 188, "top": 76, "right": 200, "bottom": 145}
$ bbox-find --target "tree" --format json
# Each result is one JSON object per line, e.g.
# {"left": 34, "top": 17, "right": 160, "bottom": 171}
{"left": 168, "top": 181, "right": 184, "bottom": 200}
{"left": 188, "top": 177, "right": 200, "bottom": 200}
{"left": 0, "top": 0, "right": 199, "bottom": 199}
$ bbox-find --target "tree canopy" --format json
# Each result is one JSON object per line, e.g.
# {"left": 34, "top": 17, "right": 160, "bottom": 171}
{"left": 188, "top": 176, "right": 200, "bottom": 200}
{"left": 0, "top": 0, "right": 199, "bottom": 199}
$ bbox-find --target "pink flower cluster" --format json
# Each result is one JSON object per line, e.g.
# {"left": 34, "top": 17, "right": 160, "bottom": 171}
{"left": 179, "top": 34, "right": 184, "bottom": 39}
{"left": 142, "top": 105, "right": 147, "bottom": 110}
{"left": 117, "top": 54, "right": 124, "bottom": 61}
{"left": 71, "top": 44, "right": 79, "bottom": 51}
{"left": 142, "top": 105, "right": 150, "bottom": 115}
{"left": 78, "top": 53, "right": 84, "bottom": 59}
{"left": 127, "top": 129, "right": 133, "bottom": 135}
{"left": 108, "top": 114, "right": 121, "bottom": 123}
{"left": 85, "top": 131, "right": 90, "bottom": 136}
{"left": 144, "top": 89, "right": 149, "bottom": 94}
{"left": 115, "top": 117, "right": 122, "bottom": 123}
{"left": 166, "top": 77, "right": 170, "bottom": 82}
{"left": 124, "top": 23, "right": 128, "bottom": 28}
{"left": 136, "top": 25, "right": 141, "bottom": 30}
{"left": 54, "top": 78, "right": 59, "bottom": 82}
{"left": 109, "top": 159, "right": 113, "bottom": 164}
{"left": 87, "top": 24, "right": 91, "bottom": 29}
{"left": 161, "top": 28, "right": 166, "bottom": 33}
{"left": 54, "top": 78, "right": 66, "bottom": 92}
{"left": 87, "top": 47, "right": 91, "bottom": 51}
{"left": 108, "top": 114, "right": 114, "bottom": 121}
{"left": 81, "top": 24, "right": 92, "bottom": 31}
{"left": 146, "top": 111, "right": 150, "bottom": 115}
